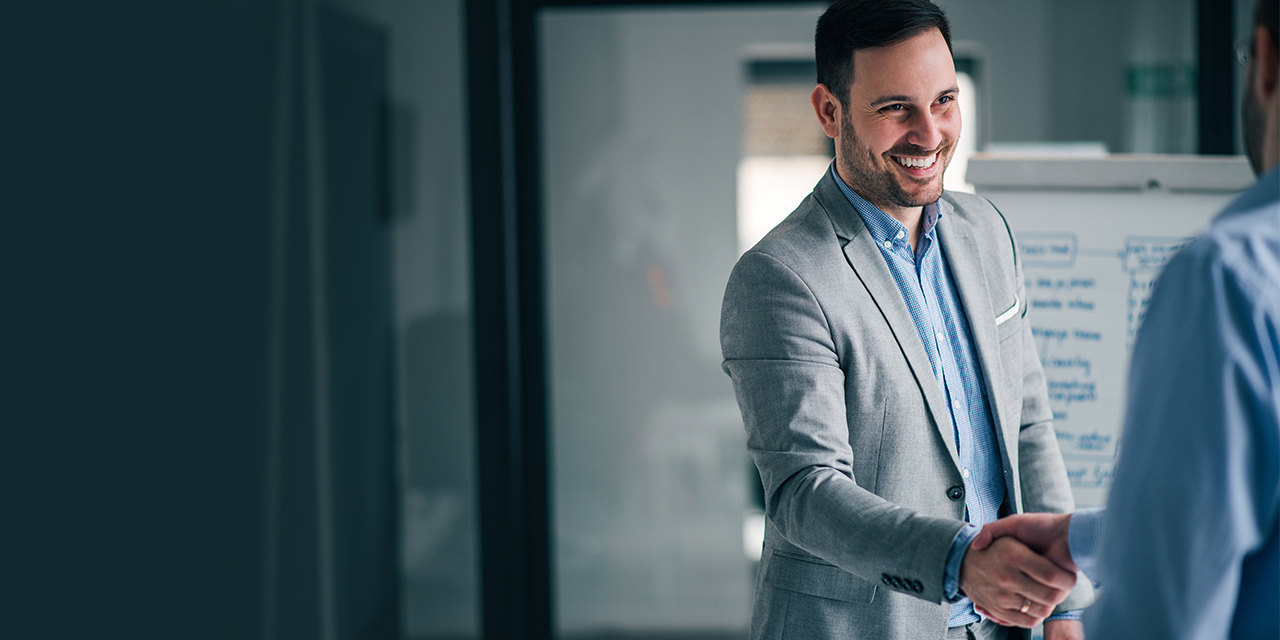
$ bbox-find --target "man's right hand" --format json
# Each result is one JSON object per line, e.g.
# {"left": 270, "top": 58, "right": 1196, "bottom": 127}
{"left": 970, "top": 512, "right": 1076, "bottom": 572}
{"left": 958, "top": 535, "right": 1076, "bottom": 628}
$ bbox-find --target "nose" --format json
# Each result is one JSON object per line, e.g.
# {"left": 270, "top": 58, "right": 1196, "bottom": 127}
{"left": 906, "top": 110, "right": 944, "bottom": 151}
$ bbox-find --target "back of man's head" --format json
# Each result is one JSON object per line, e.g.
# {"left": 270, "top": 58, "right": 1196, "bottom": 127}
{"left": 815, "top": 0, "right": 951, "bottom": 105}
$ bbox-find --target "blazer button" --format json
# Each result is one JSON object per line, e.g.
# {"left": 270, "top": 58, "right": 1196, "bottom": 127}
{"left": 947, "top": 485, "right": 964, "bottom": 501}
{"left": 881, "top": 573, "right": 892, "bottom": 586}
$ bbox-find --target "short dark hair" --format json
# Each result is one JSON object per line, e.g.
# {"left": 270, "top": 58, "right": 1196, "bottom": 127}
{"left": 815, "top": 0, "right": 952, "bottom": 104}
{"left": 1257, "top": 0, "right": 1278, "bottom": 55}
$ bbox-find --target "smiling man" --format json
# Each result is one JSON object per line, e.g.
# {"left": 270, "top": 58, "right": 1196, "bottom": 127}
{"left": 719, "top": 1, "right": 1093, "bottom": 638}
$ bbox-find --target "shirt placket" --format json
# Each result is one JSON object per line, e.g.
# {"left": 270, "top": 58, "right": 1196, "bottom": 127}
{"left": 920, "top": 239, "right": 975, "bottom": 520}
{"left": 923, "top": 234, "right": 986, "bottom": 625}
{"left": 943, "top": 273, "right": 1000, "bottom": 527}
{"left": 898, "top": 235, "right": 947, "bottom": 389}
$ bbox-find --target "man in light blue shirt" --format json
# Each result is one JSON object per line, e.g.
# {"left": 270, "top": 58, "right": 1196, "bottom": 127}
{"left": 970, "top": 3, "right": 1280, "bottom": 637}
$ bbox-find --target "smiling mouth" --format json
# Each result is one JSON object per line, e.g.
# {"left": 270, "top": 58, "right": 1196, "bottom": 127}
{"left": 893, "top": 153, "right": 938, "bottom": 170}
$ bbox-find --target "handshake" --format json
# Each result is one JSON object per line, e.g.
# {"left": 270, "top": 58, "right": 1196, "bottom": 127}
{"left": 960, "top": 512, "right": 1077, "bottom": 629}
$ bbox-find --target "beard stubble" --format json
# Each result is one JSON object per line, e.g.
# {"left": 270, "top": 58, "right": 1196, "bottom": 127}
{"left": 837, "top": 114, "right": 951, "bottom": 211}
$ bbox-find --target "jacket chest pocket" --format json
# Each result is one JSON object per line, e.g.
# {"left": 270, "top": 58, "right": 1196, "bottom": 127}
{"left": 995, "top": 298, "right": 1022, "bottom": 345}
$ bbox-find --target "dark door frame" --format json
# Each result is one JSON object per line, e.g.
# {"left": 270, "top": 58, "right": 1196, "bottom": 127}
{"left": 1198, "top": 0, "right": 1235, "bottom": 155}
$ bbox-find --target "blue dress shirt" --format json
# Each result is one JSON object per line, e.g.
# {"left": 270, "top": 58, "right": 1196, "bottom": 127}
{"left": 1067, "top": 167, "right": 1280, "bottom": 639}
{"left": 830, "top": 166, "right": 1012, "bottom": 626}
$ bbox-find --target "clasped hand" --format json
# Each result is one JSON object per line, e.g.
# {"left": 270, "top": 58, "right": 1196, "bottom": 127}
{"left": 958, "top": 534, "right": 1075, "bottom": 628}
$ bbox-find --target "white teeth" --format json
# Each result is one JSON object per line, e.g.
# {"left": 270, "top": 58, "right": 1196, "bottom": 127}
{"left": 895, "top": 154, "right": 936, "bottom": 169}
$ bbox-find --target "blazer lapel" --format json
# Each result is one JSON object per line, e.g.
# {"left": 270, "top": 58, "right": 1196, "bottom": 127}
{"left": 813, "top": 174, "right": 960, "bottom": 469}
{"left": 935, "top": 198, "right": 1015, "bottom": 480}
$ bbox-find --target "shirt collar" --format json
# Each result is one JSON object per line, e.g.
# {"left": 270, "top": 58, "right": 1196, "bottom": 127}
{"left": 829, "top": 163, "right": 942, "bottom": 244}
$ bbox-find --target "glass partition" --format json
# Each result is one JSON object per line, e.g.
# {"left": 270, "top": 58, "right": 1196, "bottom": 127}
{"left": 329, "top": 0, "right": 480, "bottom": 637}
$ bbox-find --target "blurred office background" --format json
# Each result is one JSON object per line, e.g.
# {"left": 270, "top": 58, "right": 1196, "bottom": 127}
{"left": 2, "top": 0, "right": 1256, "bottom": 638}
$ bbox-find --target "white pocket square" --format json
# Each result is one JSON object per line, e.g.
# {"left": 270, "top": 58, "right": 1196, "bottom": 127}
{"left": 995, "top": 298, "right": 1020, "bottom": 325}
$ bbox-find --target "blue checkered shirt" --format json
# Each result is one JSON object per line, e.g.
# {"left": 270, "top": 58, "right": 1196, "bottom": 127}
{"left": 831, "top": 166, "right": 1035, "bottom": 626}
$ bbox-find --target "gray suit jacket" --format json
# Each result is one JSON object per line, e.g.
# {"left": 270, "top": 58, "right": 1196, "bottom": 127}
{"left": 721, "top": 171, "right": 1094, "bottom": 639}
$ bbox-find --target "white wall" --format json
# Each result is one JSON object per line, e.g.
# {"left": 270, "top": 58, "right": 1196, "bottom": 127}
{"left": 940, "top": 0, "right": 1054, "bottom": 143}
{"left": 942, "top": 0, "right": 1202, "bottom": 153}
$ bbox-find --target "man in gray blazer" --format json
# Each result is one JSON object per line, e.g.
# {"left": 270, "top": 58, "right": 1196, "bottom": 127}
{"left": 720, "top": 1, "right": 1094, "bottom": 638}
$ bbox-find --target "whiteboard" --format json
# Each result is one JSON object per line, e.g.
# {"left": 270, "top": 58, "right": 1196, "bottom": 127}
{"left": 968, "top": 154, "right": 1254, "bottom": 507}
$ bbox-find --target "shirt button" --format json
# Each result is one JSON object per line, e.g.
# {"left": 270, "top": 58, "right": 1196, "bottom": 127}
{"left": 883, "top": 240, "right": 892, "bottom": 249}
{"left": 963, "top": 468, "right": 970, "bottom": 479}
{"left": 936, "top": 331, "right": 944, "bottom": 342}
{"left": 896, "top": 229, "right": 905, "bottom": 240}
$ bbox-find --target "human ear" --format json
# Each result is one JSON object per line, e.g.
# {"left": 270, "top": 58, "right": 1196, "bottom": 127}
{"left": 810, "top": 84, "right": 843, "bottom": 140}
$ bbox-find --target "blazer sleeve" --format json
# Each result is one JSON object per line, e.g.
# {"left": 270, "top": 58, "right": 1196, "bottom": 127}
{"left": 721, "top": 248, "right": 965, "bottom": 605}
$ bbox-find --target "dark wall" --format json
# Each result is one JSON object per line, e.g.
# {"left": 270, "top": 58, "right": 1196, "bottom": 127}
{"left": 4, "top": 2, "right": 398, "bottom": 637}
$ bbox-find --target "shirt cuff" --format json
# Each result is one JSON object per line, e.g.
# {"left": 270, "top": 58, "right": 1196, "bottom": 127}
{"left": 1046, "top": 610, "right": 1084, "bottom": 621}
{"left": 1067, "top": 507, "right": 1105, "bottom": 586}
{"left": 943, "top": 523, "right": 980, "bottom": 601}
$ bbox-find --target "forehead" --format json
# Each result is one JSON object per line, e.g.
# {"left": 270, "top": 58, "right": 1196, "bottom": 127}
{"left": 848, "top": 28, "right": 956, "bottom": 100}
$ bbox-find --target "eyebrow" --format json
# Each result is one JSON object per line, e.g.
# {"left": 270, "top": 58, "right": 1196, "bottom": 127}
{"left": 869, "top": 86, "right": 960, "bottom": 108}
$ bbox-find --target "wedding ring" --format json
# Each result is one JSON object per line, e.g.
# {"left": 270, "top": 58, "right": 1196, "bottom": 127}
{"left": 1019, "top": 598, "right": 1031, "bottom": 614}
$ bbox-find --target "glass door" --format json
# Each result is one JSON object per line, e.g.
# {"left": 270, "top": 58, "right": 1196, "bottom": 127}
{"left": 539, "top": 6, "right": 825, "bottom": 637}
